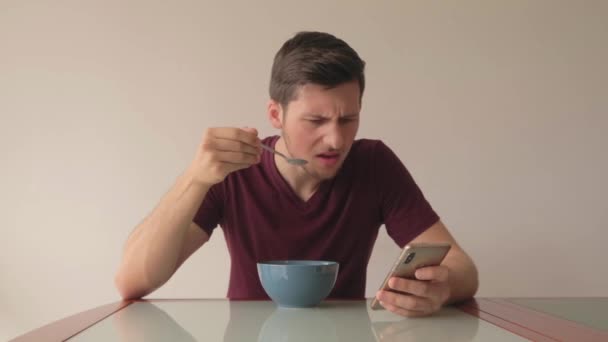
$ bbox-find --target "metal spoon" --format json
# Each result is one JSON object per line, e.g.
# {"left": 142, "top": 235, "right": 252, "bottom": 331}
{"left": 260, "top": 143, "right": 308, "bottom": 166}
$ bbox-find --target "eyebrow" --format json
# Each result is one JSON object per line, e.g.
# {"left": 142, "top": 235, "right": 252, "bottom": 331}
{"left": 304, "top": 113, "right": 360, "bottom": 118}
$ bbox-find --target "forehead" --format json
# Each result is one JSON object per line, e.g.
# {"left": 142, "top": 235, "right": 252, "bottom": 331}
{"left": 287, "top": 81, "right": 361, "bottom": 115}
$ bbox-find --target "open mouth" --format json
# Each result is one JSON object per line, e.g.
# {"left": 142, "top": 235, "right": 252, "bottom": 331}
{"left": 316, "top": 152, "right": 340, "bottom": 159}
{"left": 315, "top": 153, "right": 340, "bottom": 166}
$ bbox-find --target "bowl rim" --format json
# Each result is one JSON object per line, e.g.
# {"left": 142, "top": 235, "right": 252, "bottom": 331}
{"left": 257, "top": 260, "right": 338, "bottom": 266}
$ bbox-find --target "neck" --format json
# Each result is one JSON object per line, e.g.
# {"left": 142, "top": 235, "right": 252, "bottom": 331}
{"left": 274, "top": 137, "right": 322, "bottom": 201}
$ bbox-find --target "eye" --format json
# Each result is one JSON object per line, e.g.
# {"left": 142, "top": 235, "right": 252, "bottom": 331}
{"left": 340, "top": 117, "right": 358, "bottom": 124}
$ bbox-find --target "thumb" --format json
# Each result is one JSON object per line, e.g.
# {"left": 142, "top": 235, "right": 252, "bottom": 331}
{"left": 241, "top": 126, "right": 258, "bottom": 135}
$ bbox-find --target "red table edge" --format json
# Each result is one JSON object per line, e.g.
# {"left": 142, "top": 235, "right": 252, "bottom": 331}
{"left": 458, "top": 298, "right": 608, "bottom": 342}
{"left": 9, "top": 297, "right": 607, "bottom": 342}
{"left": 8, "top": 300, "right": 134, "bottom": 342}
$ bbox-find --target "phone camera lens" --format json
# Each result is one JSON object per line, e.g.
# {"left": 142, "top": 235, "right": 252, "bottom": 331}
{"left": 404, "top": 253, "right": 415, "bottom": 264}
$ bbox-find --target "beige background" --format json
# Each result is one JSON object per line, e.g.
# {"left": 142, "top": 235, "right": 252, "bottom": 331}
{"left": 1, "top": 0, "right": 607, "bottom": 340}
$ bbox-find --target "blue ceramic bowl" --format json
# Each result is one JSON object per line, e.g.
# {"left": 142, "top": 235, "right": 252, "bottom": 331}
{"left": 257, "top": 260, "right": 339, "bottom": 308}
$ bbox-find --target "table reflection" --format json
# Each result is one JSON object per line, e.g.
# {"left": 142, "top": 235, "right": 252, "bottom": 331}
{"left": 108, "top": 300, "right": 481, "bottom": 342}
{"left": 224, "top": 300, "right": 479, "bottom": 342}
{"left": 369, "top": 309, "right": 480, "bottom": 341}
{"left": 111, "top": 302, "right": 196, "bottom": 342}
{"left": 224, "top": 301, "right": 376, "bottom": 342}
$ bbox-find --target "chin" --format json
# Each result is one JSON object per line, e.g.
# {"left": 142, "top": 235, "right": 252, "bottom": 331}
{"left": 310, "top": 166, "right": 342, "bottom": 180}
{"left": 316, "top": 172, "right": 338, "bottom": 180}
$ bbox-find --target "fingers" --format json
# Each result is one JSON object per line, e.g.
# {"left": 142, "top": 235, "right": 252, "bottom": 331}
{"left": 388, "top": 277, "right": 442, "bottom": 298}
{"left": 376, "top": 290, "right": 435, "bottom": 313}
{"left": 202, "top": 127, "right": 262, "bottom": 165}
{"left": 241, "top": 127, "right": 258, "bottom": 135}
{"left": 193, "top": 127, "right": 262, "bottom": 186}
{"left": 379, "top": 300, "right": 430, "bottom": 318}
{"left": 415, "top": 266, "right": 449, "bottom": 282}
{"left": 208, "top": 127, "right": 260, "bottom": 148}
{"left": 208, "top": 138, "right": 261, "bottom": 157}
{"left": 214, "top": 150, "right": 260, "bottom": 165}
{"left": 222, "top": 161, "right": 256, "bottom": 174}
{"left": 377, "top": 272, "right": 451, "bottom": 317}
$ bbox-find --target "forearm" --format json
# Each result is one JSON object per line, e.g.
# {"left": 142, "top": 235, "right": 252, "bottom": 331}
{"left": 443, "top": 249, "right": 479, "bottom": 305}
{"left": 115, "top": 167, "right": 210, "bottom": 299}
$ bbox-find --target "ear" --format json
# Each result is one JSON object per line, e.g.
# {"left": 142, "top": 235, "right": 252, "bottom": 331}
{"left": 267, "top": 99, "right": 284, "bottom": 129}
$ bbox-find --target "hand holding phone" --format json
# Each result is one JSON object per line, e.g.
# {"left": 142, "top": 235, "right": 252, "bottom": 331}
{"left": 370, "top": 242, "right": 451, "bottom": 310}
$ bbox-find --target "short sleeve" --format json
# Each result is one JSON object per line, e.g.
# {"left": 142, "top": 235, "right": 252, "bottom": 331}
{"left": 193, "top": 183, "right": 224, "bottom": 237}
{"left": 373, "top": 141, "right": 439, "bottom": 247}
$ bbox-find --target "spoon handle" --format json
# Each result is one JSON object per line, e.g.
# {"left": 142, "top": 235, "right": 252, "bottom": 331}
{"left": 260, "top": 143, "right": 289, "bottom": 160}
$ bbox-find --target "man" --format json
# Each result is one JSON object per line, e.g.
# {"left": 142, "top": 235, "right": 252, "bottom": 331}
{"left": 115, "top": 31, "right": 478, "bottom": 317}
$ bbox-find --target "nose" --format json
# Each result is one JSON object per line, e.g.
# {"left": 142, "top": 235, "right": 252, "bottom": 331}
{"left": 322, "top": 123, "right": 345, "bottom": 151}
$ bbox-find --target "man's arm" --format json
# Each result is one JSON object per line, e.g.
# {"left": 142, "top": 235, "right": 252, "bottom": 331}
{"left": 114, "top": 171, "right": 212, "bottom": 300}
{"left": 375, "top": 220, "right": 478, "bottom": 317}
{"left": 409, "top": 220, "right": 479, "bottom": 304}
{"left": 114, "top": 127, "right": 262, "bottom": 300}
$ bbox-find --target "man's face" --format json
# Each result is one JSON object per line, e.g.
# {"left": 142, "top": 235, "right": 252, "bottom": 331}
{"left": 270, "top": 81, "right": 361, "bottom": 180}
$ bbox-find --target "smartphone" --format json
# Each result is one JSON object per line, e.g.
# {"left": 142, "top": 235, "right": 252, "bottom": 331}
{"left": 370, "top": 242, "right": 452, "bottom": 310}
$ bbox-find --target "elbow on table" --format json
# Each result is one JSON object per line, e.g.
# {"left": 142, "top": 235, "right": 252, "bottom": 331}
{"left": 114, "top": 270, "right": 151, "bottom": 301}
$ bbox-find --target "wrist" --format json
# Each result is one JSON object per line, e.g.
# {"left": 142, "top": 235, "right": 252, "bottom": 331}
{"left": 183, "top": 165, "right": 213, "bottom": 192}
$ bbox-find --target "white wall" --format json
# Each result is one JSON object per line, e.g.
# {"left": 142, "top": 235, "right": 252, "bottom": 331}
{"left": 1, "top": 0, "right": 607, "bottom": 340}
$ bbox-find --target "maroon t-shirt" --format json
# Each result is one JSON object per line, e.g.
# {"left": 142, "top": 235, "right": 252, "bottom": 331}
{"left": 194, "top": 136, "right": 439, "bottom": 299}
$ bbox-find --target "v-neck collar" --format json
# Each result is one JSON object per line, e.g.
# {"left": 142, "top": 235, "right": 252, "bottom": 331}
{"left": 265, "top": 136, "right": 332, "bottom": 210}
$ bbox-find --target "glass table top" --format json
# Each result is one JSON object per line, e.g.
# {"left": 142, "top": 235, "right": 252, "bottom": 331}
{"left": 67, "top": 299, "right": 527, "bottom": 341}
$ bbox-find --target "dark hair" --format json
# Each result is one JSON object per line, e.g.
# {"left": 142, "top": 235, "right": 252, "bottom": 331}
{"left": 269, "top": 31, "right": 366, "bottom": 108}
